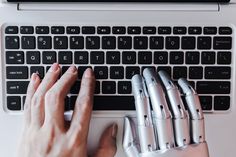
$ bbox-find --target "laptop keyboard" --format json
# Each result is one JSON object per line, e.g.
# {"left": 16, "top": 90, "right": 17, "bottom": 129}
{"left": 4, "top": 25, "right": 233, "bottom": 112}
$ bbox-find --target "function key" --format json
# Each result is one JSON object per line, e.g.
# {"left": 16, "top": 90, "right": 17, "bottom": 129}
{"left": 158, "top": 27, "right": 171, "bottom": 34}
{"left": 82, "top": 26, "right": 96, "bottom": 34}
{"left": 143, "top": 27, "right": 156, "bottom": 34}
{"left": 219, "top": 27, "right": 232, "bottom": 35}
{"left": 5, "top": 36, "right": 20, "bottom": 49}
{"left": 128, "top": 26, "right": 141, "bottom": 34}
{"left": 7, "top": 96, "right": 21, "bottom": 111}
{"left": 5, "top": 26, "right": 18, "bottom": 34}
{"left": 214, "top": 96, "right": 230, "bottom": 111}
{"left": 20, "top": 26, "right": 34, "bottom": 34}
{"left": 188, "top": 27, "right": 202, "bottom": 35}
{"left": 67, "top": 26, "right": 80, "bottom": 34}
{"left": 97, "top": 26, "right": 111, "bottom": 34}
{"left": 36, "top": 26, "right": 49, "bottom": 34}
{"left": 204, "top": 27, "right": 217, "bottom": 35}
{"left": 51, "top": 26, "right": 65, "bottom": 34}
{"left": 173, "top": 27, "right": 187, "bottom": 35}
{"left": 112, "top": 26, "right": 126, "bottom": 34}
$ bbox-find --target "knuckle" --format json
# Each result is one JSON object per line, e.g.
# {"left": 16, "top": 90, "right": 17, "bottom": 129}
{"left": 31, "top": 94, "right": 44, "bottom": 108}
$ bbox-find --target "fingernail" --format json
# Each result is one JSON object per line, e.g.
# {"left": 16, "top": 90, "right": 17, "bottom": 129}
{"left": 68, "top": 65, "right": 77, "bottom": 73}
{"left": 49, "top": 63, "right": 59, "bottom": 72}
{"left": 83, "top": 68, "right": 93, "bottom": 78}
{"left": 111, "top": 123, "right": 118, "bottom": 138}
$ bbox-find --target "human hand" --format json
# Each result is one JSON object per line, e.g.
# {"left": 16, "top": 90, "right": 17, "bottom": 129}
{"left": 18, "top": 63, "right": 117, "bottom": 157}
{"left": 123, "top": 68, "right": 209, "bottom": 157}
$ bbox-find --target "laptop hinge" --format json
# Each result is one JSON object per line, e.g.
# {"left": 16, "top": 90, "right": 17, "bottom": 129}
{"left": 17, "top": 3, "right": 220, "bottom": 11}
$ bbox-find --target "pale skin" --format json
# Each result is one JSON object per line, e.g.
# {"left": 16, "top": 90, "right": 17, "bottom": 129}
{"left": 18, "top": 63, "right": 117, "bottom": 157}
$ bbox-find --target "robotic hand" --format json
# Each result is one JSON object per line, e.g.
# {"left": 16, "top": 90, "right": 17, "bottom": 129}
{"left": 123, "top": 68, "right": 210, "bottom": 157}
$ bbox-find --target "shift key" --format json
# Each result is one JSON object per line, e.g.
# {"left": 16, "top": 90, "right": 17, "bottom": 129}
{"left": 7, "top": 81, "right": 29, "bottom": 94}
{"left": 197, "top": 81, "right": 230, "bottom": 94}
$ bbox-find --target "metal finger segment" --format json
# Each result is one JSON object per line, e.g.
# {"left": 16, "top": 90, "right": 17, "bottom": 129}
{"left": 143, "top": 68, "right": 174, "bottom": 150}
{"left": 178, "top": 78, "right": 205, "bottom": 144}
{"left": 132, "top": 75, "right": 157, "bottom": 153}
{"left": 158, "top": 71, "right": 190, "bottom": 147}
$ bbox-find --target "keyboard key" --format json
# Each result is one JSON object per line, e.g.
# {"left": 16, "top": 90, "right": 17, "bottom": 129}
{"left": 186, "top": 51, "right": 200, "bottom": 64}
{"left": 138, "top": 51, "right": 152, "bottom": 64}
{"left": 214, "top": 96, "right": 230, "bottom": 111}
{"left": 201, "top": 51, "right": 215, "bottom": 64}
{"left": 170, "top": 51, "right": 184, "bottom": 64}
{"left": 70, "top": 36, "right": 84, "bottom": 49}
{"left": 5, "top": 26, "right": 18, "bottom": 34}
{"left": 74, "top": 51, "right": 88, "bottom": 64}
{"left": 126, "top": 66, "right": 140, "bottom": 79}
{"left": 86, "top": 36, "right": 100, "bottom": 49}
{"left": 173, "top": 66, "right": 187, "bottom": 79}
{"left": 143, "top": 27, "right": 156, "bottom": 34}
{"left": 82, "top": 26, "right": 95, "bottom": 34}
{"left": 134, "top": 37, "right": 148, "bottom": 49}
{"left": 182, "top": 36, "right": 196, "bottom": 50}
{"left": 106, "top": 51, "right": 120, "bottom": 64}
{"left": 6, "top": 66, "right": 28, "bottom": 79}
{"left": 7, "top": 96, "right": 21, "bottom": 111}
{"left": 122, "top": 51, "right": 136, "bottom": 64}
{"left": 198, "top": 37, "right": 211, "bottom": 50}
{"left": 58, "top": 51, "right": 72, "bottom": 64}
{"left": 213, "top": 37, "right": 232, "bottom": 50}
{"left": 157, "top": 66, "right": 171, "bottom": 76}
{"left": 67, "top": 26, "right": 80, "bottom": 34}
{"left": 64, "top": 96, "right": 70, "bottom": 111}
{"left": 5, "top": 36, "right": 19, "bottom": 49}
{"left": 36, "top": 26, "right": 49, "bottom": 34}
{"left": 30, "top": 66, "right": 45, "bottom": 79}
{"left": 51, "top": 26, "right": 65, "bottom": 34}
{"left": 205, "top": 67, "right": 231, "bottom": 79}
{"left": 6, "top": 51, "right": 24, "bottom": 64}
{"left": 173, "top": 27, "right": 187, "bottom": 34}
{"left": 204, "top": 27, "right": 217, "bottom": 35}
{"left": 26, "top": 51, "right": 40, "bottom": 64}
{"left": 7, "top": 81, "right": 29, "bottom": 94}
{"left": 70, "top": 81, "right": 81, "bottom": 94}
{"left": 42, "top": 51, "right": 56, "bottom": 64}
{"left": 219, "top": 27, "right": 232, "bottom": 35}
{"left": 199, "top": 96, "right": 212, "bottom": 111}
{"left": 158, "top": 27, "right": 171, "bottom": 34}
{"left": 110, "top": 66, "right": 124, "bottom": 79}
{"left": 128, "top": 27, "right": 141, "bottom": 34}
{"left": 61, "top": 66, "right": 70, "bottom": 76}
{"left": 197, "top": 81, "right": 230, "bottom": 94}
{"left": 154, "top": 51, "right": 168, "bottom": 64}
{"left": 22, "top": 36, "right": 36, "bottom": 49}
{"left": 141, "top": 66, "right": 156, "bottom": 73}
{"left": 78, "top": 66, "right": 92, "bottom": 79}
{"left": 20, "top": 26, "right": 34, "bottom": 34}
{"left": 93, "top": 96, "right": 134, "bottom": 110}
{"left": 102, "top": 81, "right": 116, "bottom": 94}
{"left": 217, "top": 51, "right": 231, "bottom": 65}
{"left": 90, "top": 51, "right": 104, "bottom": 64}
{"left": 95, "top": 81, "right": 100, "bottom": 94}
{"left": 166, "top": 36, "right": 180, "bottom": 49}
{"left": 118, "top": 36, "right": 132, "bottom": 49}
{"left": 188, "top": 27, "right": 202, "bottom": 34}
{"left": 38, "top": 36, "right": 52, "bottom": 49}
{"left": 54, "top": 36, "right": 68, "bottom": 49}
{"left": 118, "top": 81, "right": 132, "bottom": 94}
{"left": 94, "top": 66, "right": 108, "bottom": 79}
{"left": 97, "top": 26, "right": 111, "bottom": 34}
{"left": 112, "top": 26, "right": 126, "bottom": 34}
{"left": 102, "top": 36, "right": 116, "bottom": 49}
{"left": 70, "top": 96, "right": 77, "bottom": 110}
{"left": 150, "top": 36, "right": 164, "bottom": 49}
{"left": 189, "top": 66, "right": 203, "bottom": 79}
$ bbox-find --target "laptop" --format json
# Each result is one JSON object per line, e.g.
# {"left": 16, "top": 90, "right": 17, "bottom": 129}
{"left": 0, "top": 0, "right": 235, "bottom": 156}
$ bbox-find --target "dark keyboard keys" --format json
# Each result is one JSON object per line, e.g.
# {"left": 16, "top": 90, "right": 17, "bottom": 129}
{"left": 97, "top": 26, "right": 111, "bottom": 34}
{"left": 219, "top": 27, "right": 232, "bottom": 35}
{"left": 150, "top": 36, "right": 164, "bottom": 49}
{"left": 5, "top": 36, "right": 20, "bottom": 49}
{"left": 166, "top": 37, "right": 180, "bottom": 49}
{"left": 61, "top": 66, "right": 70, "bottom": 76}
{"left": 198, "top": 37, "right": 212, "bottom": 50}
{"left": 20, "top": 26, "right": 34, "bottom": 34}
{"left": 70, "top": 36, "right": 84, "bottom": 49}
{"left": 170, "top": 51, "right": 184, "bottom": 64}
{"left": 95, "top": 81, "right": 100, "bottom": 94}
{"left": 122, "top": 51, "right": 136, "bottom": 64}
{"left": 173, "top": 27, "right": 187, "bottom": 35}
{"left": 205, "top": 67, "right": 231, "bottom": 79}
{"left": 78, "top": 66, "right": 92, "bottom": 79}
{"left": 154, "top": 51, "right": 168, "bottom": 64}
{"left": 134, "top": 37, "right": 148, "bottom": 49}
{"left": 67, "top": 26, "right": 80, "bottom": 34}
{"left": 118, "top": 36, "right": 132, "bottom": 49}
{"left": 138, "top": 51, "right": 152, "bottom": 64}
{"left": 182, "top": 37, "right": 196, "bottom": 50}
{"left": 22, "top": 36, "right": 36, "bottom": 49}
{"left": 5, "top": 26, "right": 18, "bottom": 34}
{"left": 74, "top": 51, "right": 88, "bottom": 64}
{"left": 54, "top": 36, "right": 68, "bottom": 49}
{"left": 106, "top": 51, "right": 120, "bottom": 64}
{"left": 86, "top": 36, "right": 100, "bottom": 49}
{"left": 141, "top": 66, "right": 156, "bottom": 73}
{"left": 82, "top": 26, "right": 95, "bottom": 34}
{"left": 90, "top": 51, "right": 104, "bottom": 64}
{"left": 70, "top": 81, "right": 81, "bottom": 94}
{"left": 112, "top": 27, "right": 126, "bottom": 34}
{"left": 199, "top": 96, "right": 212, "bottom": 111}
{"left": 173, "top": 66, "right": 187, "bottom": 79}
{"left": 38, "top": 36, "right": 52, "bottom": 49}
{"left": 217, "top": 51, "right": 231, "bottom": 64}
{"left": 58, "top": 51, "right": 72, "bottom": 64}
{"left": 118, "top": 81, "right": 132, "bottom": 94}
{"left": 126, "top": 66, "right": 140, "bottom": 79}
{"left": 102, "top": 36, "right": 116, "bottom": 49}
{"left": 213, "top": 37, "right": 232, "bottom": 50}
{"left": 214, "top": 96, "right": 230, "bottom": 111}
{"left": 43, "top": 51, "right": 56, "bottom": 64}
{"left": 7, "top": 96, "right": 21, "bottom": 111}
{"left": 197, "top": 81, "right": 230, "bottom": 94}
{"left": 51, "top": 26, "right": 65, "bottom": 34}
{"left": 94, "top": 66, "right": 108, "bottom": 79}
{"left": 6, "top": 51, "right": 24, "bottom": 64}
{"left": 6, "top": 66, "right": 28, "bottom": 79}
{"left": 188, "top": 27, "right": 202, "bottom": 34}
{"left": 143, "top": 27, "right": 156, "bottom": 34}
{"left": 189, "top": 66, "right": 203, "bottom": 79}
{"left": 186, "top": 51, "right": 200, "bottom": 64}
{"left": 102, "top": 81, "right": 116, "bottom": 94}
{"left": 26, "top": 51, "right": 40, "bottom": 64}
{"left": 36, "top": 26, "right": 49, "bottom": 34}
{"left": 128, "top": 27, "right": 141, "bottom": 34}
{"left": 204, "top": 27, "right": 217, "bottom": 35}
{"left": 110, "top": 66, "right": 124, "bottom": 79}
{"left": 7, "top": 81, "right": 29, "bottom": 94}
{"left": 201, "top": 51, "right": 216, "bottom": 64}
{"left": 30, "top": 66, "right": 45, "bottom": 79}
{"left": 158, "top": 27, "right": 171, "bottom": 34}
{"left": 157, "top": 66, "right": 171, "bottom": 77}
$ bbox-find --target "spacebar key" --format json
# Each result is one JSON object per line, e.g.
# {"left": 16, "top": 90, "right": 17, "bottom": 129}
{"left": 197, "top": 81, "right": 230, "bottom": 94}
{"left": 7, "top": 81, "right": 29, "bottom": 94}
{"left": 93, "top": 96, "right": 135, "bottom": 110}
